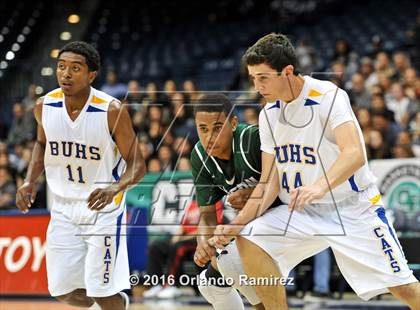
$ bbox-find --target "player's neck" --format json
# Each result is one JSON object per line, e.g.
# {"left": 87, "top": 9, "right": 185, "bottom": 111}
{"left": 65, "top": 87, "right": 91, "bottom": 109}
{"left": 283, "top": 75, "right": 305, "bottom": 104}
{"left": 216, "top": 145, "right": 232, "bottom": 161}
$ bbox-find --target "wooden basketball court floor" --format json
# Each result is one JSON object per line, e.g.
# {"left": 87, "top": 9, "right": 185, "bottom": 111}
{"left": 0, "top": 295, "right": 407, "bottom": 310}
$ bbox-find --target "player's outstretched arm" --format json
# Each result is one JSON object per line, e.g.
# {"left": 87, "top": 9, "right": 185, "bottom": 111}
{"left": 87, "top": 100, "right": 146, "bottom": 210}
{"left": 16, "top": 98, "right": 46, "bottom": 213}
{"left": 289, "top": 121, "right": 365, "bottom": 210}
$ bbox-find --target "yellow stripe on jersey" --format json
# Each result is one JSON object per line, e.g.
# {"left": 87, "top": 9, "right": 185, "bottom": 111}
{"left": 370, "top": 194, "right": 382, "bottom": 205}
{"left": 308, "top": 89, "right": 322, "bottom": 97}
{"left": 114, "top": 191, "right": 123, "bottom": 205}
{"left": 91, "top": 95, "right": 108, "bottom": 104}
{"left": 48, "top": 90, "right": 64, "bottom": 98}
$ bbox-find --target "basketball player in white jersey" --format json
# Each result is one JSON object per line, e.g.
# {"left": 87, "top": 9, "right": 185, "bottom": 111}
{"left": 16, "top": 41, "right": 146, "bottom": 310}
{"left": 211, "top": 33, "right": 420, "bottom": 309}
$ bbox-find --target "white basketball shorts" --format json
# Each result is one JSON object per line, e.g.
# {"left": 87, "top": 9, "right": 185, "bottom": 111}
{"left": 46, "top": 193, "right": 130, "bottom": 297}
{"left": 241, "top": 184, "right": 418, "bottom": 300}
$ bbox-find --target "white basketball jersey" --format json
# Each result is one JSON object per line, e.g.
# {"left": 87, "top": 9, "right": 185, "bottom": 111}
{"left": 259, "top": 76, "right": 376, "bottom": 203}
{"left": 42, "top": 87, "right": 125, "bottom": 200}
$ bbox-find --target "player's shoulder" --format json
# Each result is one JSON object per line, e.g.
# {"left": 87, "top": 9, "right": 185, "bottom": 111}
{"left": 238, "top": 123, "right": 259, "bottom": 140}
{"left": 305, "top": 76, "right": 347, "bottom": 101}
{"left": 92, "top": 87, "right": 119, "bottom": 104}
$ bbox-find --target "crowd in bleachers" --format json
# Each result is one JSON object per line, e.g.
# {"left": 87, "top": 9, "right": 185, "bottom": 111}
{"left": 0, "top": 35, "right": 419, "bottom": 210}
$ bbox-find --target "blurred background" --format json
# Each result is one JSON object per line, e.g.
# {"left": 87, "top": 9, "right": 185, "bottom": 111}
{"left": 0, "top": 0, "right": 419, "bottom": 309}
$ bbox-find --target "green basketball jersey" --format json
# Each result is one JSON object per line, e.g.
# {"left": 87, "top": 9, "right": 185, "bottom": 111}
{"left": 191, "top": 123, "right": 262, "bottom": 206}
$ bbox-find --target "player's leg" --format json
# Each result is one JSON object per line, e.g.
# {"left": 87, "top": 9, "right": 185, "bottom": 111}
{"left": 324, "top": 186, "right": 418, "bottom": 305}
{"left": 238, "top": 205, "right": 329, "bottom": 310}
{"left": 55, "top": 289, "right": 94, "bottom": 307}
{"left": 93, "top": 294, "right": 125, "bottom": 310}
{"left": 83, "top": 203, "right": 131, "bottom": 309}
{"left": 236, "top": 236, "right": 287, "bottom": 310}
{"left": 217, "top": 241, "right": 264, "bottom": 309}
{"left": 198, "top": 257, "right": 246, "bottom": 310}
{"left": 388, "top": 283, "right": 420, "bottom": 309}
{"left": 46, "top": 207, "right": 93, "bottom": 306}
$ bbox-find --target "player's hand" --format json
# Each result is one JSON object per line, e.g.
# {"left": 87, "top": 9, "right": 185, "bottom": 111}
{"left": 208, "top": 224, "right": 243, "bottom": 249}
{"left": 87, "top": 184, "right": 120, "bottom": 211}
{"left": 227, "top": 188, "right": 254, "bottom": 210}
{"left": 194, "top": 240, "right": 216, "bottom": 267}
{"left": 16, "top": 182, "right": 37, "bottom": 214}
{"left": 288, "top": 185, "right": 326, "bottom": 211}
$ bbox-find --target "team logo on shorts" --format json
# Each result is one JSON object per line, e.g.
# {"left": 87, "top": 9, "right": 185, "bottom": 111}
{"left": 373, "top": 226, "right": 401, "bottom": 273}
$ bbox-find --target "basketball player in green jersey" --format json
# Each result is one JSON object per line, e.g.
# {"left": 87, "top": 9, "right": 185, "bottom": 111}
{"left": 191, "top": 93, "right": 286, "bottom": 310}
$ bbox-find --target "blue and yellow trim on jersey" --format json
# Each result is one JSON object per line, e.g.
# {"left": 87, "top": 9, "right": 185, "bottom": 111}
{"left": 304, "top": 89, "right": 323, "bottom": 106}
{"left": 86, "top": 94, "right": 108, "bottom": 113}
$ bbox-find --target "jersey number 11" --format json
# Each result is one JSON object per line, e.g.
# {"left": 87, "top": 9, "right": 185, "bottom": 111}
{"left": 66, "top": 164, "right": 85, "bottom": 183}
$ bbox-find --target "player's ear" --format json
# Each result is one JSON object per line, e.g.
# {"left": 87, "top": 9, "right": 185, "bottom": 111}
{"left": 284, "top": 65, "right": 294, "bottom": 76}
{"left": 230, "top": 115, "right": 239, "bottom": 131}
{"left": 88, "top": 71, "right": 97, "bottom": 84}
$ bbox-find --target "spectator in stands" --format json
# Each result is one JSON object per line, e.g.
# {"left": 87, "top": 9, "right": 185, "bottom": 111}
{"left": 371, "top": 109, "right": 400, "bottom": 149}
{"left": 347, "top": 73, "right": 371, "bottom": 108}
{"left": 333, "top": 39, "right": 358, "bottom": 77}
{"left": 164, "top": 79, "right": 177, "bottom": 100}
{"left": 100, "top": 71, "right": 128, "bottom": 99}
{"left": 132, "top": 110, "right": 148, "bottom": 134}
{"left": 330, "top": 62, "right": 347, "bottom": 88}
{"left": 158, "top": 144, "right": 175, "bottom": 172}
{"left": 356, "top": 108, "right": 372, "bottom": 143}
{"left": 22, "top": 84, "right": 38, "bottom": 111}
{"left": 392, "top": 52, "right": 411, "bottom": 82}
{"left": 142, "top": 82, "right": 169, "bottom": 107}
{"left": 148, "top": 105, "right": 171, "bottom": 127}
{"left": 0, "top": 167, "right": 16, "bottom": 209}
{"left": 139, "top": 136, "right": 153, "bottom": 164}
{"left": 176, "top": 157, "right": 191, "bottom": 171}
{"left": 386, "top": 82, "right": 412, "bottom": 125}
{"left": 173, "top": 136, "right": 192, "bottom": 158}
{"left": 377, "top": 73, "right": 393, "bottom": 100}
{"left": 126, "top": 80, "right": 145, "bottom": 112}
{"left": 403, "top": 67, "right": 417, "bottom": 88}
{"left": 359, "top": 57, "right": 378, "bottom": 91}
{"left": 366, "top": 129, "right": 391, "bottom": 159}
{"left": 170, "top": 92, "right": 196, "bottom": 139}
{"left": 375, "top": 52, "right": 395, "bottom": 79}
{"left": 148, "top": 122, "right": 164, "bottom": 154}
{"left": 393, "top": 131, "right": 415, "bottom": 158}
{"left": 7, "top": 102, "right": 35, "bottom": 147}
{"left": 182, "top": 79, "right": 200, "bottom": 104}
{"left": 295, "top": 40, "right": 320, "bottom": 75}
{"left": 147, "top": 157, "right": 162, "bottom": 173}
{"left": 243, "top": 107, "right": 259, "bottom": 125}
{"left": 392, "top": 144, "right": 415, "bottom": 158}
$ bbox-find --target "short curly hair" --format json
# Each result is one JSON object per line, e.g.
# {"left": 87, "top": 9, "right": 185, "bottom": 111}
{"left": 58, "top": 41, "right": 100, "bottom": 72}
{"left": 243, "top": 33, "right": 299, "bottom": 75}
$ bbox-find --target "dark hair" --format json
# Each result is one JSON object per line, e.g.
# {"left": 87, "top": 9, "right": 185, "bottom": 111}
{"left": 193, "top": 93, "right": 235, "bottom": 118}
{"left": 58, "top": 41, "right": 100, "bottom": 72}
{"left": 243, "top": 33, "right": 299, "bottom": 75}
